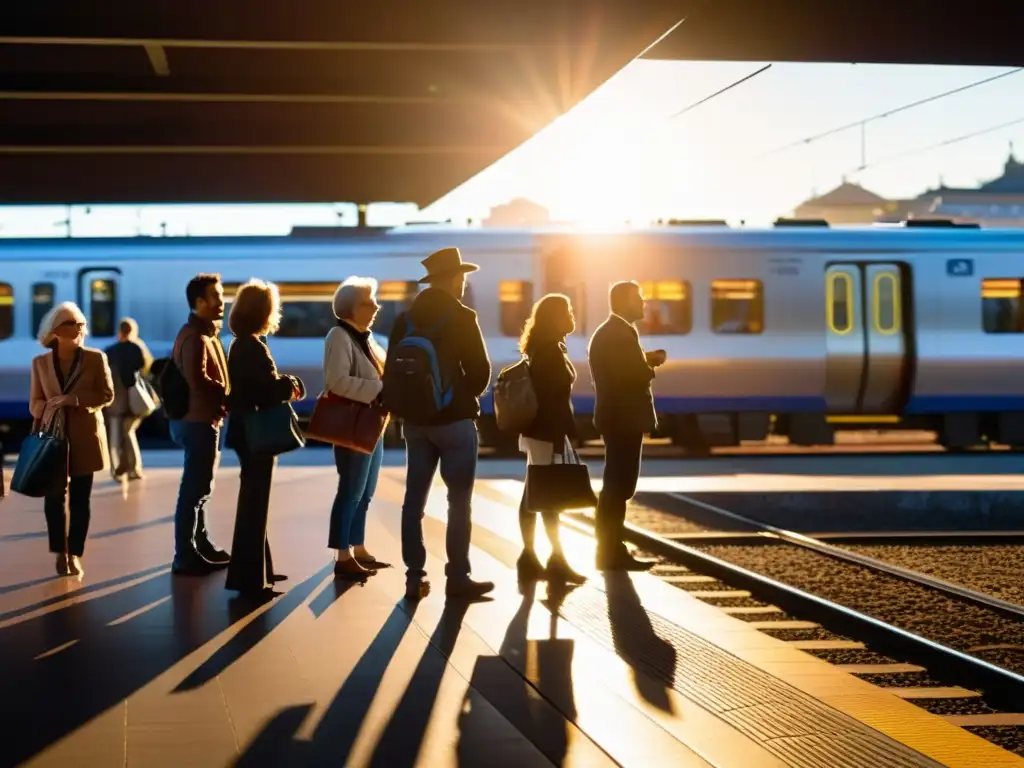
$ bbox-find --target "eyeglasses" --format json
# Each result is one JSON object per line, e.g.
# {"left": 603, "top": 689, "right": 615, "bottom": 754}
{"left": 58, "top": 320, "right": 85, "bottom": 329}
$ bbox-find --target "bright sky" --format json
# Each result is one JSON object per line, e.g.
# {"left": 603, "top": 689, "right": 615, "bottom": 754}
{"left": 2, "top": 60, "right": 1024, "bottom": 237}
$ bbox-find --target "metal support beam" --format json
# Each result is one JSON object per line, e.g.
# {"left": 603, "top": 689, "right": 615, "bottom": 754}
{"left": 143, "top": 43, "right": 170, "bottom": 75}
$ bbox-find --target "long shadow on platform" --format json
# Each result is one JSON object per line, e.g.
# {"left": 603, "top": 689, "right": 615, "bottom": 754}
{"left": 457, "top": 582, "right": 581, "bottom": 766}
{"left": 605, "top": 572, "right": 677, "bottom": 713}
{"left": 234, "top": 599, "right": 418, "bottom": 767}
{"left": 0, "top": 564, "right": 327, "bottom": 768}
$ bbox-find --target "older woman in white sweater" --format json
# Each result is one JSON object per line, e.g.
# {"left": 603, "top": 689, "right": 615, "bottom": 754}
{"left": 325, "top": 277, "right": 391, "bottom": 580}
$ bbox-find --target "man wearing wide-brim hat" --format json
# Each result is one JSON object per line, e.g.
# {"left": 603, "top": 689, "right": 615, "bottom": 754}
{"left": 385, "top": 247, "right": 495, "bottom": 601}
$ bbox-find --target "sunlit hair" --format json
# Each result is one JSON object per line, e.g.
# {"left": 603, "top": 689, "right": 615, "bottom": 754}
{"left": 332, "top": 276, "right": 378, "bottom": 320}
{"left": 118, "top": 317, "right": 139, "bottom": 339}
{"left": 228, "top": 279, "right": 281, "bottom": 337}
{"left": 37, "top": 302, "right": 88, "bottom": 348}
{"left": 519, "top": 293, "right": 572, "bottom": 356}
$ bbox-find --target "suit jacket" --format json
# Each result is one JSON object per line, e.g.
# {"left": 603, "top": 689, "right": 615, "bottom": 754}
{"left": 29, "top": 347, "right": 115, "bottom": 476}
{"left": 587, "top": 313, "right": 657, "bottom": 436}
{"left": 172, "top": 313, "right": 230, "bottom": 425}
{"left": 225, "top": 335, "right": 304, "bottom": 451}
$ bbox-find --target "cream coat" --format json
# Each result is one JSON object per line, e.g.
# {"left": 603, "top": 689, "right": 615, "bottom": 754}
{"left": 323, "top": 326, "right": 385, "bottom": 404}
{"left": 29, "top": 347, "right": 115, "bottom": 477}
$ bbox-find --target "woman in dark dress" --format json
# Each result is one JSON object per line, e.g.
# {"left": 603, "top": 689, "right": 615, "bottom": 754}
{"left": 223, "top": 279, "right": 305, "bottom": 597}
{"left": 516, "top": 293, "right": 587, "bottom": 585}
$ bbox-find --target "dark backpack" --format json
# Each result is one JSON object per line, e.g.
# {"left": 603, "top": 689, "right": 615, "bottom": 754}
{"left": 153, "top": 356, "right": 190, "bottom": 420}
{"left": 493, "top": 358, "right": 538, "bottom": 434}
{"left": 381, "top": 318, "right": 454, "bottom": 424}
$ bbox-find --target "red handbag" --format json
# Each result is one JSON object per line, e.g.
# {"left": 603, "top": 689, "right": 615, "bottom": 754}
{"left": 306, "top": 391, "right": 389, "bottom": 454}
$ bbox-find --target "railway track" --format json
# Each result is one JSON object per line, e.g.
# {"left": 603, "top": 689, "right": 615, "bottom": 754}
{"left": 566, "top": 496, "right": 1024, "bottom": 757}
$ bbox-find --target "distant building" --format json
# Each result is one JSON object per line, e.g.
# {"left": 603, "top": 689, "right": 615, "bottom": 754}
{"left": 482, "top": 198, "right": 550, "bottom": 227}
{"left": 792, "top": 144, "right": 1024, "bottom": 228}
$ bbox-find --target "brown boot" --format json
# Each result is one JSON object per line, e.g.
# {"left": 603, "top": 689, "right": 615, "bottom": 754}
{"left": 333, "top": 557, "right": 370, "bottom": 581}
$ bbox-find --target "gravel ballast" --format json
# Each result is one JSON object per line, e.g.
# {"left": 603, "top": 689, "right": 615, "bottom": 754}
{"left": 694, "top": 542, "right": 1024, "bottom": 676}
{"left": 844, "top": 543, "right": 1024, "bottom": 606}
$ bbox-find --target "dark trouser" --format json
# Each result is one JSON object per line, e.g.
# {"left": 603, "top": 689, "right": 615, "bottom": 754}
{"left": 170, "top": 420, "right": 220, "bottom": 563}
{"left": 328, "top": 440, "right": 384, "bottom": 551}
{"left": 225, "top": 442, "right": 276, "bottom": 593}
{"left": 400, "top": 419, "right": 478, "bottom": 586}
{"left": 44, "top": 473, "right": 94, "bottom": 556}
{"left": 595, "top": 431, "right": 644, "bottom": 557}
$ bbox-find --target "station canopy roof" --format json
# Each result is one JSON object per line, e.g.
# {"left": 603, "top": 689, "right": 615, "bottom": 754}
{"left": 2, "top": 1, "right": 1023, "bottom": 207}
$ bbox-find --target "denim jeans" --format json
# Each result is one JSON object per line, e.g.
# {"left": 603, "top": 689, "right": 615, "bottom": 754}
{"left": 400, "top": 419, "right": 478, "bottom": 586}
{"left": 170, "top": 420, "right": 221, "bottom": 564}
{"left": 328, "top": 440, "right": 384, "bottom": 551}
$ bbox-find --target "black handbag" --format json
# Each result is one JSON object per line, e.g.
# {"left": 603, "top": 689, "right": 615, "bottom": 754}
{"left": 11, "top": 411, "right": 68, "bottom": 498}
{"left": 525, "top": 443, "right": 598, "bottom": 513}
{"left": 243, "top": 402, "right": 305, "bottom": 456}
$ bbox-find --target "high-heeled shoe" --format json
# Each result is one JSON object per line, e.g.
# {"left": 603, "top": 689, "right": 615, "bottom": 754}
{"left": 546, "top": 554, "right": 586, "bottom": 585}
{"left": 333, "top": 557, "right": 370, "bottom": 581}
{"left": 67, "top": 555, "right": 84, "bottom": 577}
{"left": 55, "top": 553, "right": 70, "bottom": 576}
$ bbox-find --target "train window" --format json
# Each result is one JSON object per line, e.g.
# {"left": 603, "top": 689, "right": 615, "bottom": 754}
{"left": 89, "top": 279, "right": 117, "bottom": 337}
{"left": 374, "top": 280, "right": 419, "bottom": 339}
{"left": 222, "top": 280, "right": 418, "bottom": 340}
{"left": 32, "top": 283, "right": 55, "bottom": 338}
{"left": 0, "top": 283, "right": 12, "bottom": 340}
{"left": 982, "top": 278, "right": 1024, "bottom": 333}
{"left": 500, "top": 280, "right": 534, "bottom": 337}
{"left": 873, "top": 273, "right": 899, "bottom": 335}
{"left": 711, "top": 279, "right": 763, "bottom": 334}
{"left": 827, "top": 273, "right": 853, "bottom": 335}
{"left": 637, "top": 279, "right": 691, "bottom": 335}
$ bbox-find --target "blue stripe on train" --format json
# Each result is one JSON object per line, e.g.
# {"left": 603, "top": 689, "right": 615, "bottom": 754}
{"left": 481, "top": 394, "right": 1024, "bottom": 416}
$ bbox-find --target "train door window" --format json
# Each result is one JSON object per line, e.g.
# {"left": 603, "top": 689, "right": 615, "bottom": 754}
{"left": 500, "top": 280, "right": 534, "bottom": 337}
{"left": 374, "top": 280, "right": 419, "bottom": 338}
{"left": 88, "top": 278, "right": 117, "bottom": 338}
{"left": 0, "top": 283, "right": 12, "bottom": 340}
{"left": 636, "top": 279, "right": 691, "bottom": 335}
{"left": 873, "top": 272, "right": 900, "bottom": 335}
{"left": 827, "top": 272, "right": 853, "bottom": 334}
{"left": 711, "top": 279, "right": 763, "bottom": 334}
{"left": 32, "top": 282, "right": 55, "bottom": 338}
{"left": 982, "top": 278, "right": 1024, "bottom": 333}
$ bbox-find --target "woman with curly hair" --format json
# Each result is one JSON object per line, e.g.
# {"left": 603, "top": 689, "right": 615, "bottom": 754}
{"left": 223, "top": 279, "right": 305, "bottom": 597}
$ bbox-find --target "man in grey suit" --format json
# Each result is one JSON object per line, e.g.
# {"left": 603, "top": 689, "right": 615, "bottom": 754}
{"left": 588, "top": 281, "right": 667, "bottom": 570}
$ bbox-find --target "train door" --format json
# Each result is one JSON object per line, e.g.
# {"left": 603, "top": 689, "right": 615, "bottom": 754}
{"left": 824, "top": 263, "right": 908, "bottom": 413}
{"left": 78, "top": 268, "right": 122, "bottom": 346}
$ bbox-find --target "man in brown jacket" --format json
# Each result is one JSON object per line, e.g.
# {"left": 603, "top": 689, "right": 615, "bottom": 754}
{"left": 169, "top": 273, "right": 232, "bottom": 575}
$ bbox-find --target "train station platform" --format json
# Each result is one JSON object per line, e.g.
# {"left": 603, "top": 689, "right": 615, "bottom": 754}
{"left": 0, "top": 451, "right": 1021, "bottom": 767}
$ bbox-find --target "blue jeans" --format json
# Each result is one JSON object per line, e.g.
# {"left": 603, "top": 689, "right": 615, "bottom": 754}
{"left": 400, "top": 419, "right": 478, "bottom": 586}
{"left": 170, "top": 420, "right": 221, "bottom": 563}
{"left": 328, "top": 441, "right": 383, "bottom": 550}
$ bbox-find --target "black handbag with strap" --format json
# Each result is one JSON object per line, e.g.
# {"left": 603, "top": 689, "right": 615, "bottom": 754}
{"left": 11, "top": 352, "right": 80, "bottom": 498}
{"left": 524, "top": 443, "right": 598, "bottom": 513}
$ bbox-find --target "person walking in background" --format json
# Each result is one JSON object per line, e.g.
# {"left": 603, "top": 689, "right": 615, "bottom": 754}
{"left": 168, "top": 273, "right": 232, "bottom": 576}
{"left": 323, "top": 277, "right": 390, "bottom": 582}
{"left": 587, "top": 281, "right": 667, "bottom": 571}
{"left": 223, "top": 279, "right": 305, "bottom": 597}
{"left": 385, "top": 247, "right": 494, "bottom": 601}
{"left": 104, "top": 317, "right": 153, "bottom": 481}
{"left": 515, "top": 294, "right": 587, "bottom": 585}
{"left": 29, "top": 302, "right": 115, "bottom": 577}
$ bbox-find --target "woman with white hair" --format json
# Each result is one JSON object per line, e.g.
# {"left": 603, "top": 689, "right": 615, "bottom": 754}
{"left": 324, "top": 276, "right": 390, "bottom": 581}
{"left": 29, "top": 301, "right": 115, "bottom": 577}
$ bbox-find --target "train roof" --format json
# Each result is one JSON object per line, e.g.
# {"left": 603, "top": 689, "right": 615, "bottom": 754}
{"left": 3, "top": 223, "right": 1024, "bottom": 260}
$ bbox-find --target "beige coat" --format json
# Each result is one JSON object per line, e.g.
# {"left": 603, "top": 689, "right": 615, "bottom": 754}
{"left": 29, "top": 347, "right": 115, "bottom": 477}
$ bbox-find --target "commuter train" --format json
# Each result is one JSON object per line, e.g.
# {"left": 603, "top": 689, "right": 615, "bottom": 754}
{"left": 2, "top": 222, "right": 1024, "bottom": 454}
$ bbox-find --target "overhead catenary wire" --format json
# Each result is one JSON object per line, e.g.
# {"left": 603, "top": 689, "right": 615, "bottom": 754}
{"left": 846, "top": 114, "right": 1024, "bottom": 177}
{"left": 668, "top": 63, "right": 773, "bottom": 120}
{"left": 754, "top": 66, "right": 1024, "bottom": 160}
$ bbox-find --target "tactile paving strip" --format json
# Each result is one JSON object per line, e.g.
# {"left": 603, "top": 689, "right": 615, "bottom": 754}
{"left": 558, "top": 586, "right": 942, "bottom": 768}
